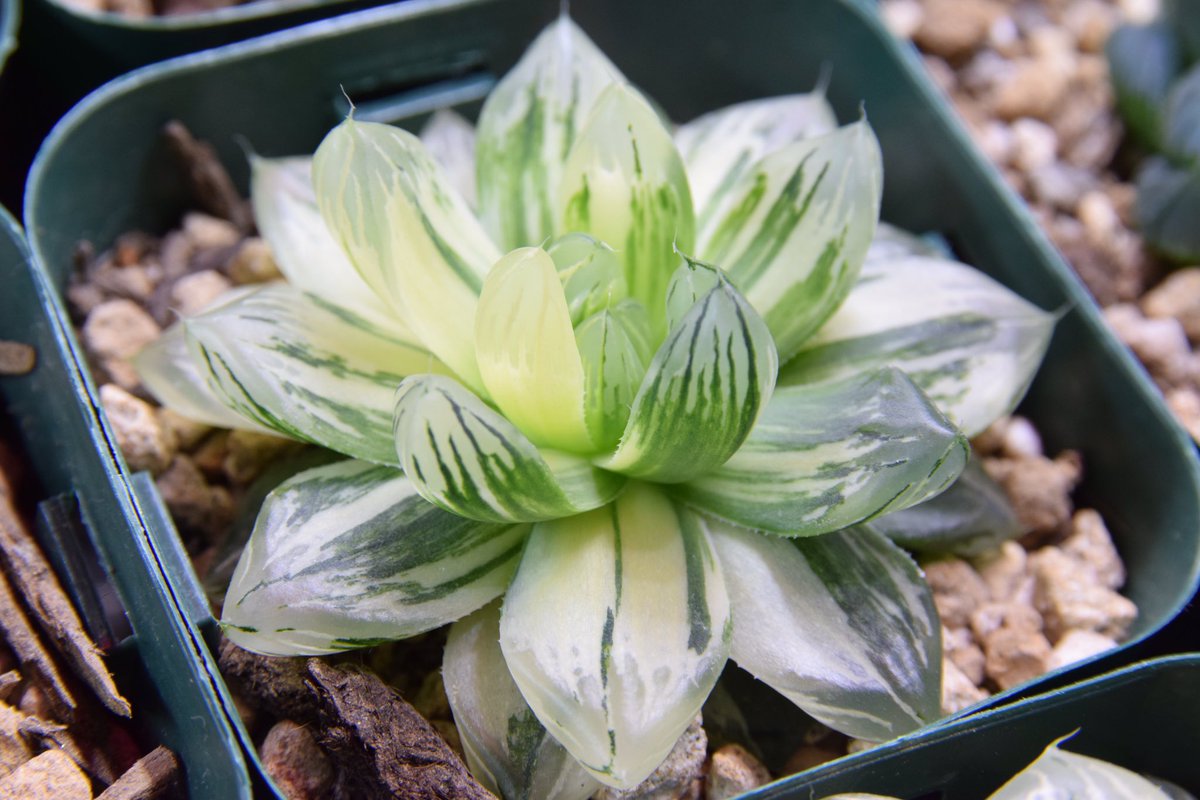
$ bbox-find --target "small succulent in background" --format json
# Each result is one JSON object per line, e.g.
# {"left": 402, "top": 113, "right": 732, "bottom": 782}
{"left": 136, "top": 15, "right": 1054, "bottom": 796}
{"left": 1107, "top": 0, "right": 1200, "bottom": 263}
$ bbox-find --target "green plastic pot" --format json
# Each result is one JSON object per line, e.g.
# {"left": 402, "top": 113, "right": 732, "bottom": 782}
{"left": 22, "top": 0, "right": 1200, "bottom": 795}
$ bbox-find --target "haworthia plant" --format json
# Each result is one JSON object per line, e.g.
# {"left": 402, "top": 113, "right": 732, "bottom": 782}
{"left": 135, "top": 14, "right": 1056, "bottom": 796}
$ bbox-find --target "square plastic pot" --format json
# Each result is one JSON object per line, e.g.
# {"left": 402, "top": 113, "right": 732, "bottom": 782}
{"left": 22, "top": 0, "right": 1200, "bottom": 795}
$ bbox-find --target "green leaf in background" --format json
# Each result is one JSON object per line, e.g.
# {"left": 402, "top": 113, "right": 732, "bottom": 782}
{"left": 1163, "top": 63, "right": 1200, "bottom": 165}
{"left": 499, "top": 485, "right": 730, "bottom": 789}
{"left": 676, "top": 368, "right": 967, "bottom": 536}
{"left": 476, "top": 15, "right": 624, "bottom": 250}
{"left": 698, "top": 120, "right": 882, "bottom": 360}
{"left": 708, "top": 521, "right": 942, "bottom": 742}
{"left": 444, "top": 602, "right": 601, "bottom": 800}
{"left": 781, "top": 255, "right": 1055, "bottom": 437}
{"left": 420, "top": 109, "right": 478, "bottom": 209}
{"left": 221, "top": 459, "right": 527, "bottom": 656}
{"left": 989, "top": 736, "right": 1173, "bottom": 799}
{"left": 1106, "top": 21, "right": 1181, "bottom": 149}
{"left": 867, "top": 458, "right": 1021, "bottom": 558}
{"left": 394, "top": 375, "right": 624, "bottom": 523}
{"left": 1136, "top": 155, "right": 1200, "bottom": 263}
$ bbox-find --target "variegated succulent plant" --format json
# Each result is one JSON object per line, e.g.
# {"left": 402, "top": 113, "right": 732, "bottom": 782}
{"left": 136, "top": 16, "right": 1055, "bottom": 797}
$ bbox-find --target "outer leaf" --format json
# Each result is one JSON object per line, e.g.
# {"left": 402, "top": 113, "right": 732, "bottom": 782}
{"left": 221, "top": 459, "right": 527, "bottom": 656}
{"left": 185, "top": 283, "right": 445, "bottom": 465}
{"left": 674, "top": 91, "right": 837, "bottom": 222}
{"left": 500, "top": 485, "right": 730, "bottom": 789}
{"left": 135, "top": 321, "right": 272, "bottom": 432}
{"left": 420, "top": 109, "right": 478, "bottom": 208}
{"left": 250, "top": 156, "right": 397, "bottom": 327}
{"left": 559, "top": 83, "right": 696, "bottom": 337}
{"left": 781, "top": 255, "right": 1055, "bottom": 437}
{"left": 394, "top": 374, "right": 624, "bottom": 523}
{"left": 990, "top": 737, "right": 1172, "bottom": 799}
{"left": 865, "top": 222, "right": 945, "bottom": 263}
{"left": 1164, "top": 64, "right": 1200, "bottom": 164}
{"left": 678, "top": 368, "right": 967, "bottom": 536}
{"left": 476, "top": 16, "right": 624, "bottom": 250}
{"left": 444, "top": 602, "right": 601, "bottom": 800}
{"left": 698, "top": 119, "right": 882, "bottom": 360}
{"left": 575, "top": 308, "right": 648, "bottom": 452}
{"left": 475, "top": 247, "right": 593, "bottom": 453}
{"left": 1136, "top": 156, "right": 1200, "bottom": 263}
{"left": 598, "top": 275, "right": 777, "bottom": 483}
{"left": 1106, "top": 22, "right": 1180, "bottom": 148}
{"left": 708, "top": 520, "right": 942, "bottom": 741}
{"left": 867, "top": 457, "right": 1021, "bottom": 558}
{"left": 663, "top": 253, "right": 722, "bottom": 333}
{"left": 313, "top": 118, "right": 500, "bottom": 391}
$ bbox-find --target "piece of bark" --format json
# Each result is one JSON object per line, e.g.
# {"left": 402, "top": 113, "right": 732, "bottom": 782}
{"left": 0, "top": 481, "right": 130, "bottom": 717}
{"left": 97, "top": 746, "right": 180, "bottom": 800}
{"left": 0, "top": 749, "right": 91, "bottom": 800}
{"left": 216, "top": 637, "right": 311, "bottom": 720}
{"left": 0, "top": 673, "right": 19, "bottom": 704}
{"left": 305, "top": 660, "right": 494, "bottom": 800}
{"left": 162, "top": 121, "right": 253, "bottom": 232}
{"left": 0, "top": 569, "right": 74, "bottom": 721}
{"left": 0, "top": 343, "right": 34, "bottom": 377}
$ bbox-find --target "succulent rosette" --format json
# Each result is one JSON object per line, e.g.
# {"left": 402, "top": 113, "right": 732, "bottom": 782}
{"left": 136, "top": 17, "right": 1055, "bottom": 796}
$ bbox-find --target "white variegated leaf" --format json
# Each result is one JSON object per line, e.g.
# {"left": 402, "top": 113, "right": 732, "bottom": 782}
{"left": 598, "top": 273, "right": 777, "bottom": 483}
{"left": 575, "top": 307, "right": 648, "bottom": 452}
{"left": 547, "top": 233, "right": 628, "bottom": 326}
{"left": 419, "top": 109, "right": 477, "bottom": 209}
{"left": 444, "top": 602, "right": 601, "bottom": 800}
{"left": 990, "top": 737, "right": 1173, "bottom": 799}
{"left": 134, "top": 322, "right": 271, "bottom": 432}
{"left": 185, "top": 283, "right": 444, "bottom": 465}
{"left": 698, "top": 120, "right": 882, "bottom": 360}
{"left": 559, "top": 83, "right": 696, "bottom": 337}
{"left": 675, "top": 91, "right": 838, "bottom": 222}
{"left": 708, "top": 520, "right": 942, "bottom": 741}
{"left": 781, "top": 255, "right": 1056, "bottom": 436}
{"left": 476, "top": 16, "right": 624, "bottom": 250}
{"left": 500, "top": 485, "right": 730, "bottom": 789}
{"left": 676, "top": 368, "right": 967, "bottom": 536}
{"left": 250, "top": 156, "right": 398, "bottom": 327}
{"left": 313, "top": 119, "right": 500, "bottom": 392}
{"left": 222, "top": 459, "right": 527, "bottom": 656}
{"left": 865, "top": 221, "right": 945, "bottom": 263}
{"left": 394, "top": 374, "right": 624, "bottom": 523}
{"left": 475, "top": 247, "right": 593, "bottom": 453}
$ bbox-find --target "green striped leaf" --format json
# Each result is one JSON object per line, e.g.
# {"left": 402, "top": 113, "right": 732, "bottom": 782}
{"left": 676, "top": 368, "right": 967, "bottom": 536}
{"left": 444, "top": 602, "right": 601, "bottom": 800}
{"left": 663, "top": 253, "right": 722, "bottom": 333}
{"left": 134, "top": 321, "right": 272, "bottom": 432}
{"left": 559, "top": 83, "right": 696, "bottom": 337}
{"left": 598, "top": 274, "right": 777, "bottom": 483}
{"left": 221, "top": 459, "right": 527, "bottom": 656}
{"left": 780, "top": 255, "right": 1056, "bottom": 437}
{"left": 476, "top": 16, "right": 624, "bottom": 250}
{"left": 313, "top": 118, "right": 500, "bottom": 392}
{"left": 698, "top": 120, "right": 882, "bottom": 361}
{"left": 475, "top": 247, "right": 593, "bottom": 453}
{"left": 499, "top": 485, "right": 730, "bottom": 789}
{"left": 708, "top": 520, "right": 942, "bottom": 741}
{"left": 250, "top": 155, "right": 398, "bottom": 327}
{"left": 575, "top": 307, "right": 649, "bottom": 453}
{"left": 419, "top": 109, "right": 477, "bottom": 209}
{"left": 675, "top": 91, "right": 837, "bottom": 224}
{"left": 547, "top": 233, "right": 628, "bottom": 326}
{"left": 865, "top": 222, "right": 945, "bottom": 263}
{"left": 991, "top": 737, "right": 1172, "bottom": 799}
{"left": 394, "top": 374, "right": 624, "bottom": 523}
{"left": 184, "top": 283, "right": 444, "bottom": 465}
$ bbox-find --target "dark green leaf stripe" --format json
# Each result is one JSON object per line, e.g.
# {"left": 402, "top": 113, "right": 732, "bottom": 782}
{"left": 676, "top": 367, "right": 968, "bottom": 535}
{"left": 222, "top": 460, "right": 528, "bottom": 656}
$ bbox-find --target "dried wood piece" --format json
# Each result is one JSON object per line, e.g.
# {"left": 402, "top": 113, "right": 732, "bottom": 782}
{"left": 15, "top": 716, "right": 102, "bottom": 784}
{"left": 0, "top": 569, "right": 74, "bottom": 721}
{"left": 97, "top": 746, "right": 180, "bottom": 800}
{"left": 162, "top": 121, "right": 253, "bottom": 232}
{"left": 0, "top": 343, "right": 34, "bottom": 377}
{"left": 305, "top": 660, "right": 495, "bottom": 800}
{"left": 0, "top": 673, "right": 20, "bottom": 704}
{"left": 0, "top": 749, "right": 90, "bottom": 800}
{"left": 0, "top": 481, "right": 130, "bottom": 717}
{"left": 216, "top": 637, "right": 311, "bottom": 720}
{"left": 0, "top": 703, "right": 32, "bottom": 779}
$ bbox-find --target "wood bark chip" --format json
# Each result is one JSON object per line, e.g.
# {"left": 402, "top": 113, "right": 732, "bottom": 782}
{"left": 96, "top": 746, "right": 180, "bottom": 800}
{"left": 217, "top": 637, "right": 311, "bottom": 720}
{"left": 0, "top": 673, "right": 19, "bottom": 704}
{"left": 0, "top": 343, "right": 34, "bottom": 377}
{"left": 163, "top": 121, "right": 254, "bottom": 232}
{"left": 0, "top": 568, "right": 75, "bottom": 721}
{"left": 305, "top": 660, "right": 496, "bottom": 800}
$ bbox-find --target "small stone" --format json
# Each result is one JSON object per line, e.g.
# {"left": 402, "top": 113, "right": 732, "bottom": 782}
{"left": 921, "top": 55, "right": 958, "bottom": 96}
{"left": 705, "top": 744, "right": 771, "bottom": 800}
{"left": 157, "top": 409, "right": 213, "bottom": 451}
{"left": 960, "top": 50, "right": 1017, "bottom": 96}
{"left": 991, "top": 56, "right": 1074, "bottom": 121}
{"left": 879, "top": 0, "right": 923, "bottom": 39}
{"left": 182, "top": 212, "right": 241, "bottom": 251}
{"left": 67, "top": 283, "right": 106, "bottom": 318}
{"left": 1028, "top": 162, "right": 1097, "bottom": 212}
{"left": 596, "top": 715, "right": 705, "bottom": 800}
{"left": 261, "top": 720, "right": 334, "bottom": 800}
{"left": 1064, "top": 0, "right": 1117, "bottom": 52}
{"left": 974, "top": 541, "right": 1032, "bottom": 604}
{"left": 1001, "top": 416, "right": 1042, "bottom": 458}
{"left": 92, "top": 262, "right": 157, "bottom": 302}
{"left": 986, "top": 16, "right": 1022, "bottom": 57}
{"left": 1029, "top": 547, "right": 1138, "bottom": 642}
{"left": 1062, "top": 510, "right": 1125, "bottom": 590}
{"left": 1166, "top": 388, "right": 1200, "bottom": 442}
{"left": 782, "top": 745, "right": 843, "bottom": 776}
{"left": 1104, "top": 304, "right": 1193, "bottom": 388}
{"left": 1118, "top": 0, "right": 1161, "bottom": 25}
{"left": 913, "top": 0, "right": 1004, "bottom": 59}
{"left": 159, "top": 231, "right": 193, "bottom": 281}
{"left": 924, "top": 558, "right": 991, "bottom": 629}
{"left": 943, "top": 626, "right": 986, "bottom": 685}
{"left": 155, "top": 456, "right": 234, "bottom": 543}
{"left": 942, "top": 657, "right": 987, "bottom": 714}
{"left": 222, "top": 430, "right": 297, "bottom": 485}
{"left": 1010, "top": 118, "right": 1058, "bottom": 172}
{"left": 104, "top": 0, "right": 152, "bottom": 17}
{"left": 982, "top": 626, "right": 1053, "bottom": 690}
{"left": 971, "top": 417, "right": 1010, "bottom": 456}
{"left": 1142, "top": 268, "right": 1200, "bottom": 344}
{"left": 845, "top": 739, "right": 876, "bottom": 754}
{"left": 984, "top": 451, "right": 1082, "bottom": 540}
{"left": 1047, "top": 630, "right": 1119, "bottom": 671}
{"left": 1078, "top": 191, "right": 1120, "bottom": 245}
{"left": 0, "top": 750, "right": 90, "bottom": 800}
{"left": 100, "top": 384, "right": 177, "bottom": 474}
{"left": 170, "top": 270, "right": 233, "bottom": 317}
{"left": 191, "top": 431, "right": 230, "bottom": 480}
{"left": 83, "top": 299, "right": 161, "bottom": 363}
{"left": 970, "top": 601, "right": 1043, "bottom": 641}
{"left": 227, "top": 238, "right": 283, "bottom": 285}
{"left": 975, "top": 120, "right": 1015, "bottom": 165}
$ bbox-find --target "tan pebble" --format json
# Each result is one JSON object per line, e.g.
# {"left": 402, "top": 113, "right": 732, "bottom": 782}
{"left": 93, "top": 262, "right": 157, "bottom": 302}
{"left": 913, "top": 0, "right": 1004, "bottom": 59}
{"left": 991, "top": 56, "right": 1073, "bottom": 121}
{"left": 942, "top": 657, "right": 987, "bottom": 714}
{"left": 222, "top": 430, "right": 295, "bottom": 485}
{"left": 171, "top": 270, "right": 233, "bottom": 317}
{"left": 1078, "top": 191, "right": 1121, "bottom": 245}
{"left": 1029, "top": 162, "right": 1097, "bottom": 212}
{"left": 0, "top": 703, "right": 31, "bottom": 779}
{"left": 227, "top": 238, "right": 283, "bottom": 285}
{"left": 105, "top": 0, "right": 153, "bottom": 17}
{"left": 1118, "top": 0, "right": 1160, "bottom": 25}
{"left": 1001, "top": 416, "right": 1042, "bottom": 459}
{"left": 596, "top": 715, "right": 705, "bottom": 800}
{"left": 846, "top": 739, "right": 877, "bottom": 754}
{"left": 880, "top": 0, "right": 923, "bottom": 39}
{"left": 1010, "top": 118, "right": 1058, "bottom": 172}
{"left": 182, "top": 212, "right": 241, "bottom": 251}
{"left": 260, "top": 720, "right": 333, "bottom": 800}
{"left": 983, "top": 626, "right": 1052, "bottom": 690}
{"left": 157, "top": 408, "right": 213, "bottom": 451}
{"left": 974, "top": 541, "right": 1032, "bottom": 604}
{"left": 0, "top": 750, "right": 90, "bottom": 800}
{"left": 1029, "top": 547, "right": 1138, "bottom": 642}
{"left": 924, "top": 559, "right": 991, "bottom": 629}
{"left": 66, "top": 283, "right": 106, "bottom": 317}
{"left": 943, "top": 627, "right": 986, "bottom": 685}
{"left": 101, "top": 384, "right": 177, "bottom": 474}
{"left": 1104, "top": 304, "right": 1192, "bottom": 388}
{"left": 155, "top": 456, "right": 234, "bottom": 542}
{"left": 782, "top": 745, "right": 843, "bottom": 776}
{"left": 1062, "top": 510, "right": 1125, "bottom": 590}
{"left": 1047, "top": 630, "right": 1119, "bottom": 672}
{"left": 83, "top": 299, "right": 161, "bottom": 362}
{"left": 1028, "top": 25, "right": 1075, "bottom": 58}
{"left": 159, "top": 231, "right": 194, "bottom": 280}
{"left": 975, "top": 120, "right": 1015, "bottom": 165}
{"left": 191, "top": 431, "right": 230, "bottom": 480}
{"left": 1064, "top": 0, "right": 1117, "bottom": 52}
{"left": 1166, "top": 388, "right": 1200, "bottom": 443}
{"left": 705, "top": 744, "right": 771, "bottom": 800}
{"left": 984, "top": 451, "right": 1081, "bottom": 540}
{"left": 970, "top": 602, "right": 1043, "bottom": 641}
{"left": 1142, "top": 268, "right": 1200, "bottom": 344}
{"left": 921, "top": 55, "right": 958, "bottom": 96}
{"left": 986, "top": 16, "right": 1022, "bottom": 57}
{"left": 971, "top": 417, "right": 1010, "bottom": 456}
